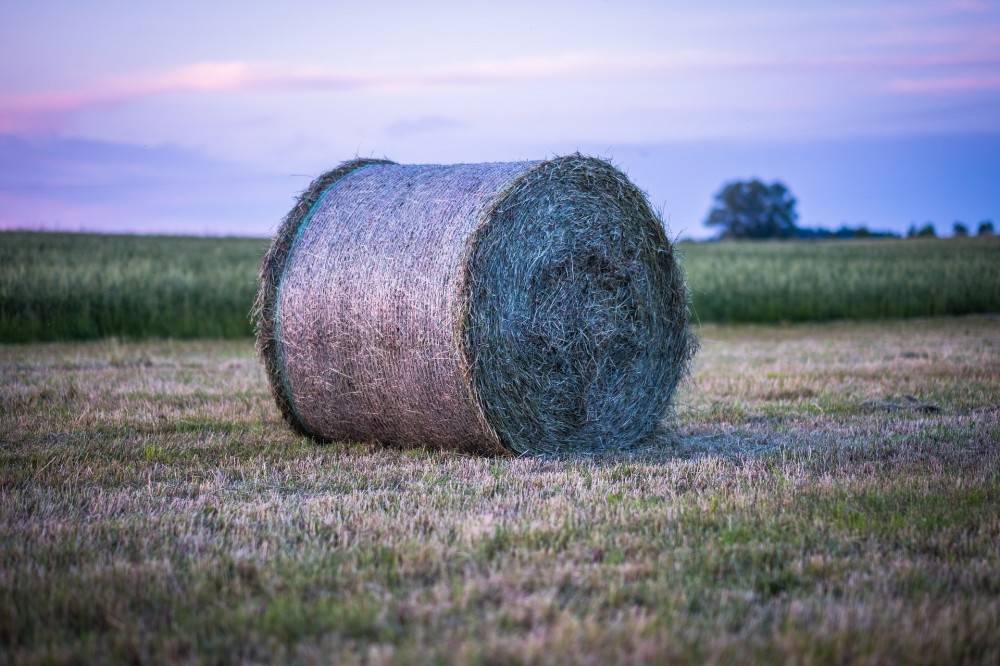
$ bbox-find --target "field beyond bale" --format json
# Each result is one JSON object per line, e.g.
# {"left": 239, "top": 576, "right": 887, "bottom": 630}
{"left": 2, "top": 317, "right": 998, "bottom": 664}
{"left": 2, "top": 232, "right": 1000, "bottom": 342}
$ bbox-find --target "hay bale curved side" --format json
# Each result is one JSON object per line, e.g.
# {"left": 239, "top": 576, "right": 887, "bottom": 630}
{"left": 259, "top": 161, "right": 535, "bottom": 453}
{"left": 460, "top": 155, "right": 695, "bottom": 454}
{"left": 252, "top": 158, "right": 394, "bottom": 437}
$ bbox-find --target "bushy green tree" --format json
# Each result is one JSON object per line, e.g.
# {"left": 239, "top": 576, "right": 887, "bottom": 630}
{"left": 953, "top": 222, "right": 969, "bottom": 237}
{"left": 978, "top": 220, "right": 995, "bottom": 237}
{"left": 705, "top": 179, "right": 799, "bottom": 239}
{"left": 907, "top": 223, "right": 936, "bottom": 238}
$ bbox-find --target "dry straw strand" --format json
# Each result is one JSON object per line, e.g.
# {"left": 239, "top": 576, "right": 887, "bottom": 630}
{"left": 254, "top": 155, "right": 695, "bottom": 455}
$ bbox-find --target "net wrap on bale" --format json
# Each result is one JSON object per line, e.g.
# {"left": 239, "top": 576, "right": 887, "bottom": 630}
{"left": 254, "top": 155, "right": 695, "bottom": 455}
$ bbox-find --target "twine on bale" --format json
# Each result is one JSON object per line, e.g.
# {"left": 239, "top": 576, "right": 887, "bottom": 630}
{"left": 253, "top": 155, "right": 696, "bottom": 455}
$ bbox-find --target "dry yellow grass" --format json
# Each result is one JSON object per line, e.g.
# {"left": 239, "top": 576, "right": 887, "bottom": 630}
{"left": 1, "top": 317, "right": 998, "bottom": 664}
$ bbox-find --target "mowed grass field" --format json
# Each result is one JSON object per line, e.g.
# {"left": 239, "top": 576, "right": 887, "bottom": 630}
{"left": 2, "top": 232, "right": 999, "bottom": 342}
{"left": 2, "top": 318, "right": 998, "bottom": 664}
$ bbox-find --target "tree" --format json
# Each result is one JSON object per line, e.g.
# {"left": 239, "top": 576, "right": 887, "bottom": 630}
{"left": 907, "top": 223, "right": 936, "bottom": 238}
{"left": 705, "top": 179, "right": 799, "bottom": 239}
{"left": 953, "top": 221, "right": 969, "bottom": 237}
{"left": 978, "top": 220, "right": 995, "bottom": 237}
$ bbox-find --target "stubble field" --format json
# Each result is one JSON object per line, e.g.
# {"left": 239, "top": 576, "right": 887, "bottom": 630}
{"left": 2, "top": 316, "right": 998, "bottom": 664}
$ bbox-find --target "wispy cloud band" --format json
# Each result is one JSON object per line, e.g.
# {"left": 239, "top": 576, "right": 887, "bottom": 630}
{"left": 890, "top": 76, "right": 1000, "bottom": 93}
{"left": 2, "top": 50, "right": 999, "bottom": 133}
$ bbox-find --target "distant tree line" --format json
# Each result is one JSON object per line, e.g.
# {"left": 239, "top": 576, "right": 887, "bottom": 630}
{"left": 902, "top": 220, "right": 994, "bottom": 238}
{"left": 705, "top": 178, "right": 995, "bottom": 240}
{"left": 944, "top": 220, "right": 993, "bottom": 238}
{"left": 795, "top": 226, "right": 899, "bottom": 240}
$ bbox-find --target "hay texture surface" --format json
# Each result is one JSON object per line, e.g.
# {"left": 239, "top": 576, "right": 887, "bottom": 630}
{"left": 254, "top": 155, "right": 695, "bottom": 455}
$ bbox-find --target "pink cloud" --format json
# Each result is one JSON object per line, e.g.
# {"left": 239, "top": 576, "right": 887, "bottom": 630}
{"left": 1, "top": 54, "right": 696, "bottom": 133}
{"left": 3, "top": 50, "right": 999, "bottom": 134}
{"left": 951, "top": 0, "right": 993, "bottom": 10}
{"left": 0, "top": 58, "right": 589, "bottom": 132}
{"left": 0, "top": 62, "right": 268, "bottom": 133}
{"left": 889, "top": 76, "right": 1000, "bottom": 92}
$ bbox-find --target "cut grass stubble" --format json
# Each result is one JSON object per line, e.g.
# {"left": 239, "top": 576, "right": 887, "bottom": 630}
{"left": 1, "top": 317, "right": 998, "bottom": 663}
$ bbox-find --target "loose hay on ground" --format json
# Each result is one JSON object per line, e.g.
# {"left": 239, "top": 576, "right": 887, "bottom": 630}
{"left": 254, "top": 155, "right": 695, "bottom": 455}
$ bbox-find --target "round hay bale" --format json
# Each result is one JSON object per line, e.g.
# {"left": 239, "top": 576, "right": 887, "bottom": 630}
{"left": 254, "top": 155, "right": 695, "bottom": 455}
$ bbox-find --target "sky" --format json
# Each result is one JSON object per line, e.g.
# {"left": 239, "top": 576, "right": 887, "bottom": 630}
{"left": 1, "top": 0, "right": 998, "bottom": 238}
